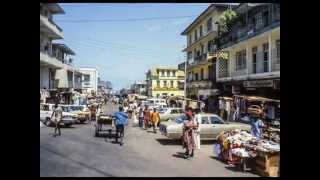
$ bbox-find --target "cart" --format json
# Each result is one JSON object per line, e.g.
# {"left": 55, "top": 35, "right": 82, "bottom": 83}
{"left": 94, "top": 113, "right": 115, "bottom": 137}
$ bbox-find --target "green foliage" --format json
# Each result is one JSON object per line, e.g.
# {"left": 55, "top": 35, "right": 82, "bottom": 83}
{"left": 218, "top": 9, "right": 237, "bottom": 33}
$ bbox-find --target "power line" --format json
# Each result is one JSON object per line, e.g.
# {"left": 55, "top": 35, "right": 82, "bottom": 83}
{"left": 56, "top": 15, "right": 197, "bottom": 23}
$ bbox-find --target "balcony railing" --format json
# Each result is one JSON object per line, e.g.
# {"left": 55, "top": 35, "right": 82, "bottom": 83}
{"left": 217, "top": 14, "right": 280, "bottom": 49}
{"left": 40, "top": 14, "right": 63, "bottom": 38}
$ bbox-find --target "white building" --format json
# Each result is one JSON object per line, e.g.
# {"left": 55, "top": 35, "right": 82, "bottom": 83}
{"left": 40, "top": 3, "right": 65, "bottom": 90}
{"left": 79, "top": 68, "right": 99, "bottom": 94}
{"left": 53, "top": 43, "right": 76, "bottom": 91}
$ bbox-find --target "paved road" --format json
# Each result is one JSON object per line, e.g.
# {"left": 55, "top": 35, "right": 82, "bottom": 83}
{"left": 40, "top": 102, "right": 258, "bottom": 177}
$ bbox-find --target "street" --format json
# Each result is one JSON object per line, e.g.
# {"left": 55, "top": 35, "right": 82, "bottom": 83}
{"left": 40, "top": 102, "right": 258, "bottom": 177}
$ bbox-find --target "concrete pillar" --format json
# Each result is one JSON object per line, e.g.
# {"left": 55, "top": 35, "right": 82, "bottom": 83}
{"left": 268, "top": 33, "right": 272, "bottom": 72}
{"left": 246, "top": 43, "right": 250, "bottom": 75}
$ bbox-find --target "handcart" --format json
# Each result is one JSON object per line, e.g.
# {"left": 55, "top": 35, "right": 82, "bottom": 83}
{"left": 94, "top": 113, "right": 115, "bottom": 137}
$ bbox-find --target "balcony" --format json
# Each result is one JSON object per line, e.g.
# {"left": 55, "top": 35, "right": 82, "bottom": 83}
{"left": 40, "top": 14, "right": 63, "bottom": 39}
{"left": 217, "top": 17, "right": 280, "bottom": 50}
{"left": 40, "top": 50, "right": 64, "bottom": 69}
{"left": 153, "top": 87, "right": 179, "bottom": 91}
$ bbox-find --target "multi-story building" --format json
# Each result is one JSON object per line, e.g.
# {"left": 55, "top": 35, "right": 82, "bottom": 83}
{"left": 40, "top": 3, "right": 65, "bottom": 90}
{"left": 73, "top": 69, "right": 83, "bottom": 92}
{"left": 131, "top": 81, "right": 147, "bottom": 95}
{"left": 79, "top": 68, "right": 99, "bottom": 94}
{"left": 181, "top": 4, "right": 232, "bottom": 100}
{"left": 146, "top": 67, "right": 185, "bottom": 98}
{"left": 215, "top": 3, "right": 280, "bottom": 99}
{"left": 53, "top": 43, "right": 76, "bottom": 91}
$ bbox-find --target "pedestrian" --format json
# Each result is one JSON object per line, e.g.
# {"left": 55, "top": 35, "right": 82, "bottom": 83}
{"left": 150, "top": 108, "right": 160, "bottom": 133}
{"left": 89, "top": 104, "right": 97, "bottom": 121}
{"left": 143, "top": 105, "right": 151, "bottom": 130}
{"left": 182, "top": 111, "right": 198, "bottom": 159}
{"left": 51, "top": 103, "right": 63, "bottom": 137}
{"left": 138, "top": 107, "right": 144, "bottom": 128}
{"left": 112, "top": 106, "right": 128, "bottom": 146}
{"left": 250, "top": 112, "right": 265, "bottom": 139}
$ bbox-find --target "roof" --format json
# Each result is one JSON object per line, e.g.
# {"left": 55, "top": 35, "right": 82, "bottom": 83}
{"left": 52, "top": 43, "right": 75, "bottom": 55}
{"left": 42, "top": 3, "right": 65, "bottom": 14}
{"left": 181, "top": 3, "right": 235, "bottom": 35}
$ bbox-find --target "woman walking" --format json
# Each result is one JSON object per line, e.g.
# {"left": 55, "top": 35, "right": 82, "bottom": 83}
{"left": 182, "top": 111, "right": 198, "bottom": 159}
{"left": 51, "top": 103, "right": 63, "bottom": 137}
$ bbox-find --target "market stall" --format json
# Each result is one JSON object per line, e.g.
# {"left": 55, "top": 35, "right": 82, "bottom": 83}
{"left": 233, "top": 95, "right": 280, "bottom": 128}
{"left": 214, "top": 129, "right": 280, "bottom": 177}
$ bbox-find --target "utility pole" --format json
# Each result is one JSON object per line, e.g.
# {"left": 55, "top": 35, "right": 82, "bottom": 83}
{"left": 184, "top": 53, "right": 187, "bottom": 98}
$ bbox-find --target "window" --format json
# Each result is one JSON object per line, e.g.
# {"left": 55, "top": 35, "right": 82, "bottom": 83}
{"left": 207, "top": 40, "right": 214, "bottom": 53}
{"left": 163, "top": 81, "right": 167, "bottom": 87}
{"left": 276, "top": 39, "right": 280, "bottom": 62}
{"left": 200, "top": 68, "right": 204, "bottom": 80}
{"left": 170, "top": 80, "right": 174, "bottom": 88}
{"left": 161, "top": 70, "right": 165, "bottom": 77}
{"left": 195, "top": 73, "right": 199, "bottom": 81}
{"left": 171, "top": 109, "right": 178, "bottom": 114}
{"left": 157, "top": 70, "right": 159, "bottom": 74}
{"left": 172, "top": 71, "right": 176, "bottom": 77}
{"left": 199, "top": 25, "right": 203, "bottom": 37}
{"left": 252, "top": 47, "right": 257, "bottom": 74}
{"left": 167, "top": 70, "right": 170, "bottom": 77}
{"left": 83, "top": 75, "right": 90, "bottom": 82}
{"left": 157, "top": 80, "right": 160, "bottom": 87}
{"left": 201, "top": 117, "right": 209, "bottom": 124}
{"left": 263, "top": 43, "right": 269, "bottom": 72}
{"left": 254, "top": 12, "right": 263, "bottom": 30}
{"left": 187, "top": 51, "right": 192, "bottom": 60}
{"left": 207, "top": 18, "right": 212, "bottom": 32}
{"left": 236, "top": 50, "right": 246, "bottom": 70}
{"left": 263, "top": 11, "right": 269, "bottom": 27}
{"left": 194, "top": 29, "right": 198, "bottom": 41}
{"left": 209, "top": 116, "right": 223, "bottom": 124}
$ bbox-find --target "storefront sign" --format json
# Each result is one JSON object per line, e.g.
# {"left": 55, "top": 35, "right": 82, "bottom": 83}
{"left": 243, "top": 80, "right": 274, "bottom": 88}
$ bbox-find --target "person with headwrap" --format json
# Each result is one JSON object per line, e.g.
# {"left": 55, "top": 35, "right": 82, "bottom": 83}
{"left": 182, "top": 111, "right": 198, "bottom": 159}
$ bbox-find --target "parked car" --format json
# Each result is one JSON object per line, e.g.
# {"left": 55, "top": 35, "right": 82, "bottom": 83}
{"left": 159, "top": 108, "right": 184, "bottom": 122}
{"left": 60, "top": 104, "right": 90, "bottom": 123}
{"left": 159, "top": 113, "right": 251, "bottom": 140}
{"left": 40, "top": 103, "right": 78, "bottom": 127}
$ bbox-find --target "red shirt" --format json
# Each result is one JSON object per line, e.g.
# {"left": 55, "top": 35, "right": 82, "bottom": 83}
{"left": 143, "top": 110, "right": 150, "bottom": 120}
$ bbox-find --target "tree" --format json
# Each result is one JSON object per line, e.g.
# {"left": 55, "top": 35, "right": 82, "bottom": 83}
{"left": 217, "top": 9, "right": 237, "bottom": 34}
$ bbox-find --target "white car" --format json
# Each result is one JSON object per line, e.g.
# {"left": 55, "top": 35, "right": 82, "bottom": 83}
{"left": 40, "top": 103, "right": 78, "bottom": 127}
{"left": 159, "top": 113, "right": 251, "bottom": 140}
{"left": 159, "top": 107, "right": 184, "bottom": 122}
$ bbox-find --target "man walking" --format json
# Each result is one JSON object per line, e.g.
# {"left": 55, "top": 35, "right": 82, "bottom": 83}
{"left": 150, "top": 108, "right": 160, "bottom": 133}
{"left": 143, "top": 105, "right": 151, "bottom": 130}
{"left": 113, "top": 106, "right": 128, "bottom": 146}
{"left": 138, "top": 107, "right": 144, "bottom": 128}
{"left": 51, "top": 103, "right": 63, "bottom": 137}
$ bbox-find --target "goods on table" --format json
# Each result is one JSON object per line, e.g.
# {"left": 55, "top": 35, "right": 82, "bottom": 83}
{"left": 215, "top": 129, "right": 280, "bottom": 177}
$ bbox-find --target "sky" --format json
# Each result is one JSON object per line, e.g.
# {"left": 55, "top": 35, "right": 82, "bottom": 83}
{"left": 55, "top": 3, "right": 211, "bottom": 90}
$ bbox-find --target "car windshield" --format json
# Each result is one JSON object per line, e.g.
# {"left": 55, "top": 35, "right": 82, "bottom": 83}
{"left": 175, "top": 115, "right": 187, "bottom": 124}
{"left": 159, "top": 108, "right": 168, "bottom": 113}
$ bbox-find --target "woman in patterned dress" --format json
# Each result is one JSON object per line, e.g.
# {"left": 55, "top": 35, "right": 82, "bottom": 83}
{"left": 182, "top": 111, "right": 198, "bottom": 159}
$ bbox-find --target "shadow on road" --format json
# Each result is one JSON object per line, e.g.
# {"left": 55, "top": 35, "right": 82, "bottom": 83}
{"left": 172, "top": 152, "right": 187, "bottom": 159}
{"left": 156, "top": 138, "right": 182, "bottom": 145}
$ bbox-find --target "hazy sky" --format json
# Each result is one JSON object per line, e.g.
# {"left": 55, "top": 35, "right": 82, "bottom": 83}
{"left": 55, "top": 3, "right": 210, "bottom": 90}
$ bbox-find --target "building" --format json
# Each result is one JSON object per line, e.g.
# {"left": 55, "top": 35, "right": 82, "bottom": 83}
{"left": 98, "top": 78, "right": 112, "bottom": 95}
{"left": 40, "top": 3, "right": 65, "bottom": 90}
{"left": 79, "top": 68, "right": 99, "bottom": 94}
{"left": 53, "top": 43, "right": 76, "bottom": 91}
{"left": 215, "top": 3, "right": 280, "bottom": 99}
{"left": 73, "top": 69, "right": 83, "bottom": 92}
{"left": 146, "top": 67, "right": 185, "bottom": 98}
{"left": 181, "top": 4, "right": 232, "bottom": 100}
{"left": 131, "top": 81, "right": 147, "bottom": 95}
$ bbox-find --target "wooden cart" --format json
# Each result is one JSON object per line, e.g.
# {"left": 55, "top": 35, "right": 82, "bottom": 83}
{"left": 252, "top": 150, "right": 280, "bottom": 177}
{"left": 94, "top": 113, "right": 115, "bottom": 137}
